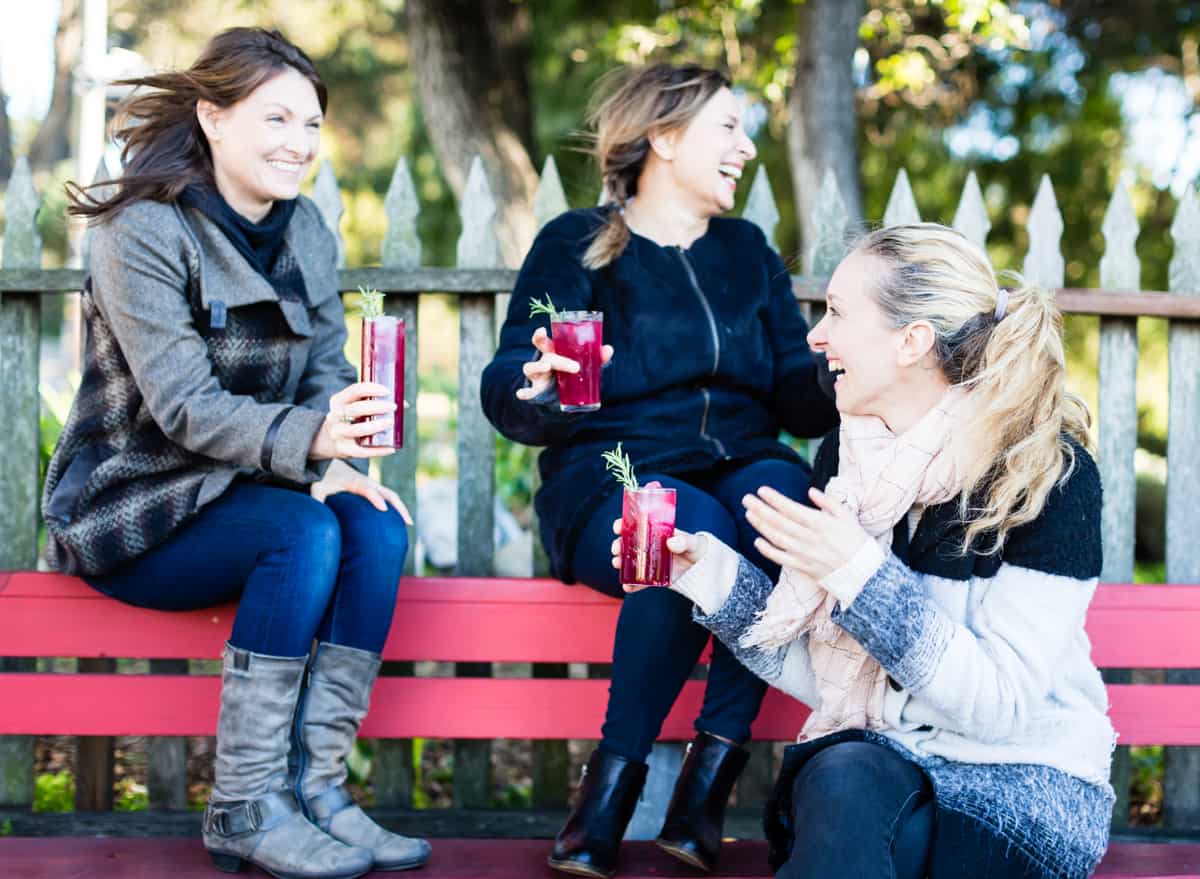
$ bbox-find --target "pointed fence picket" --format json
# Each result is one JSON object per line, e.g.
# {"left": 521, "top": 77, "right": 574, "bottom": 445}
{"left": 882, "top": 169, "right": 920, "bottom": 227}
{"left": 1164, "top": 185, "right": 1200, "bottom": 828}
{"left": 953, "top": 171, "right": 991, "bottom": 250}
{"left": 1096, "top": 177, "right": 1141, "bottom": 830}
{"left": 2, "top": 154, "right": 1200, "bottom": 831}
{"left": 371, "top": 156, "right": 423, "bottom": 810}
{"left": 528, "top": 155, "right": 573, "bottom": 810}
{"left": 0, "top": 157, "right": 39, "bottom": 809}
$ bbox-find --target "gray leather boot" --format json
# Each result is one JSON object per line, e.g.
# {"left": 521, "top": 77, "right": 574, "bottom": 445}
{"left": 203, "top": 643, "right": 374, "bottom": 879}
{"left": 295, "top": 641, "right": 432, "bottom": 871}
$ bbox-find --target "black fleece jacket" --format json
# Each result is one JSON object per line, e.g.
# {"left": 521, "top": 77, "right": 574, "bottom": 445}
{"left": 481, "top": 207, "right": 839, "bottom": 581}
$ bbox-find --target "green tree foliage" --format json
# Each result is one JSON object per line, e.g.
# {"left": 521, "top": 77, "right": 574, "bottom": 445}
{"left": 37, "top": 0, "right": 1196, "bottom": 454}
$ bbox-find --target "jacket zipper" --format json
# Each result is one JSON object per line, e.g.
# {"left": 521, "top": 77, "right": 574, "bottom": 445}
{"left": 674, "top": 247, "right": 729, "bottom": 458}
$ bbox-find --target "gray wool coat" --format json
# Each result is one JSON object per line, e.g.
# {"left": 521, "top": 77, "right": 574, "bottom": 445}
{"left": 42, "top": 195, "right": 360, "bottom": 576}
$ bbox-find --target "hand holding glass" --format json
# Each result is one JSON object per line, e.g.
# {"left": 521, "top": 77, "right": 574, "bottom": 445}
{"left": 516, "top": 325, "right": 613, "bottom": 410}
{"left": 358, "top": 314, "right": 404, "bottom": 448}
{"left": 616, "top": 483, "right": 676, "bottom": 588}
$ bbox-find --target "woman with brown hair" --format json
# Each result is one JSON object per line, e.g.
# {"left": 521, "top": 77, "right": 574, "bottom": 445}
{"left": 621, "top": 224, "right": 1115, "bottom": 878}
{"left": 43, "top": 28, "right": 428, "bottom": 878}
{"left": 481, "top": 64, "right": 837, "bottom": 878}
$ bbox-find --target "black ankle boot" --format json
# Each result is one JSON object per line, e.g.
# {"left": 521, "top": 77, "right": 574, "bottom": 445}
{"left": 548, "top": 749, "right": 648, "bottom": 879}
{"left": 655, "top": 732, "right": 750, "bottom": 872}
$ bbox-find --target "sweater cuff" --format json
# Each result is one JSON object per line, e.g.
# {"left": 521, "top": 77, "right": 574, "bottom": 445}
{"left": 820, "top": 538, "right": 885, "bottom": 607}
{"left": 670, "top": 533, "right": 740, "bottom": 616}
{"left": 268, "top": 405, "right": 327, "bottom": 483}
{"left": 831, "top": 552, "right": 952, "bottom": 693}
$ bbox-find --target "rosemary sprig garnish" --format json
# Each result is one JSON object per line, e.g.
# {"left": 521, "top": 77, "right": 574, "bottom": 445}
{"left": 602, "top": 442, "right": 639, "bottom": 492}
{"left": 359, "top": 286, "right": 385, "bottom": 320}
{"left": 528, "top": 293, "right": 561, "bottom": 322}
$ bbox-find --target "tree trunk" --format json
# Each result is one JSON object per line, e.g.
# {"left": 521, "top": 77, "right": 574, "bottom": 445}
{"left": 788, "top": 0, "right": 864, "bottom": 270}
{"left": 406, "top": 0, "right": 539, "bottom": 267}
{"left": 28, "top": 0, "right": 83, "bottom": 173}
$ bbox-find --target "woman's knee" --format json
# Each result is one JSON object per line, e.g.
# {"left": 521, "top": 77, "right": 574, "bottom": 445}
{"left": 325, "top": 493, "right": 409, "bottom": 577}
{"left": 792, "top": 742, "right": 910, "bottom": 808}
{"left": 281, "top": 495, "right": 343, "bottom": 580}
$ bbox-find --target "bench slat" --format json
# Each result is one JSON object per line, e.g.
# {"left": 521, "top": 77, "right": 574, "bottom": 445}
{"left": 3, "top": 673, "right": 1200, "bottom": 745}
{"left": 3, "top": 574, "right": 1200, "bottom": 667}
{"left": 0, "top": 574, "right": 624, "bottom": 662}
{"left": 0, "top": 675, "right": 806, "bottom": 739}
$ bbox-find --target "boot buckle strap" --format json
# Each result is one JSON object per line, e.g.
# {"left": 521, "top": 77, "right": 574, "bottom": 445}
{"left": 207, "top": 791, "right": 299, "bottom": 838}
{"left": 307, "top": 785, "right": 355, "bottom": 823}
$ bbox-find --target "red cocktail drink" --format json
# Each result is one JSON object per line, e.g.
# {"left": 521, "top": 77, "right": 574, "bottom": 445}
{"left": 620, "top": 483, "right": 676, "bottom": 588}
{"left": 359, "top": 314, "right": 404, "bottom": 448}
{"left": 550, "top": 311, "right": 603, "bottom": 412}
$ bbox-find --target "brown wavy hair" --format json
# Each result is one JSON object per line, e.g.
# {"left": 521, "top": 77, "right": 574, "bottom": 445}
{"left": 583, "top": 64, "right": 730, "bottom": 269}
{"left": 66, "top": 27, "right": 326, "bottom": 222}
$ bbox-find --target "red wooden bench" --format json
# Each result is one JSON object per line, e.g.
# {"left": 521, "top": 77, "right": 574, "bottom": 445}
{"left": 2, "top": 571, "right": 1200, "bottom": 878}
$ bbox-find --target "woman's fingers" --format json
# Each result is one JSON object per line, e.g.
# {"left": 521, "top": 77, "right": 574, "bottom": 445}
{"left": 753, "top": 537, "right": 802, "bottom": 570}
{"left": 343, "top": 398, "right": 397, "bottom": 419}
{"left": 544, "top": 353, "right": 580, "bottom": 374}
{"left": 334, "top": 417, "right": 395, "bottom": 440}
{"left": 665, "top": 529, "right": 703, "bottom": 562}
{"left": 329, "top": 382, "right": 391, "bottom": 418}
{"left": 743, "top": 493, "right": 809, "bottom": 544}
{"left": 600, "top": 345, "right": 615, "bottom": 364}
{"left": 382, "top": 487, "right": 414, "bottom": 525}
{"left": 532, "top": 326, "right": 554, "bottom": 351}
{"left": 808, "top": 487, "right": 853, "bottom": 520}
{"left": 755, "top": 485, "right": 816, "bottom": 520}
{"left": 612, "top": 517, "right": 622, "bottom": 535}
{"left": 521, "top": 353, "right": 580, "bottom": 378}
{"left": 362, "top": 486, "right": 389, "bottom": 512}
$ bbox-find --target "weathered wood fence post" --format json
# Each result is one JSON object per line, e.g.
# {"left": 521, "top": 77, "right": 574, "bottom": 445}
{"left": 373, "top": 157, "right": 422, "bottom": 809}
{"left": 454, "top": 157, "right": 500, "bottom": 808}
{"left": 1163, "top": 185, "right": 1200, "bottom": 830}
{"left": 1097, "top": 177, "right": 1141, "bottom": 830}
{"left": 0, "top": 157, "right": 41, "bottom": 810}
{"left": 528, "top": 156, "right": 572, "bottom": 811}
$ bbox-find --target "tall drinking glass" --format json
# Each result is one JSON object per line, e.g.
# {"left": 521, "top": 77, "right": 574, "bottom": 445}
{"left": 620, "top": 485, "right": 677, "bottom": 588}
{"left": 358, "top": 314, "right": 404, "bottom": 448}
{"left": 550, "top": 310, "right": 603, "bottom": 412}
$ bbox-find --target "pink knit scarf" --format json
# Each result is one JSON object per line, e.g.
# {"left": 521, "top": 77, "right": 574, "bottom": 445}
{"left": 740, "top": 387, "right": 971, "bottom": 740}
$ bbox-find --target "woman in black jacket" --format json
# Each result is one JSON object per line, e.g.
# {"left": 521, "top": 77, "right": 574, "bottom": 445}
{"left": 481, "top": 64, "right": 837, "bottom": 878}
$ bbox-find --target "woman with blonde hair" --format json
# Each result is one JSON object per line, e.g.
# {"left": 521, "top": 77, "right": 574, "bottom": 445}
{"left": 617, "top": 223, "right": 1116, "bottom": 878}
{"left": 482, "top": 64, "right": 837, "bottom": 877}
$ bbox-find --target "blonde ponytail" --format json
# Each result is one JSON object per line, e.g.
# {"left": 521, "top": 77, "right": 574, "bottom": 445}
{"left": 853, "top": 224, "right": 1093, "bottom": 554}
{"left": 955, "top": 275, "right": 1092, "bottom": 553}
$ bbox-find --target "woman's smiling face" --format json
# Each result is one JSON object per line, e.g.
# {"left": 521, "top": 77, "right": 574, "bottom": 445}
{"left": 663, "top": 86, "right": 756, "bottom": 216}
{"left": 200, "top": 66, "right": 323, "bottom": 220}
{"left": 806, "top": 250, "right": 906, "bottom": 418}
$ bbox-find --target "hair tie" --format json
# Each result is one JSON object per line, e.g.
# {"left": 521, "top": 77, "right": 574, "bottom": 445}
{"left": 994, "top": 287, "right": 1009, "bottom": 322}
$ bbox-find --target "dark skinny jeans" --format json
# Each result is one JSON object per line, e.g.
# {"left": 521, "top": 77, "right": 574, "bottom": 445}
{"left": 778, "top": 741, "right": 934, "bottom": 879}
{"left": 571, "top": 457, "right": 812, "bottom": 763}
{"left": 85, "top": 481, "right": 408, "bottom": 657}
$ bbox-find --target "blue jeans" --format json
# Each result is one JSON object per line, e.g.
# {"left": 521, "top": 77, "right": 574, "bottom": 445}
{"left": 572, "top": 457, "right": 812, "bottom": 763}
{"left": 778, "top": 741, "right": 934, "bottom": 879}
{"left": 85, "top": 481, "right": 409, "bottom": 657}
